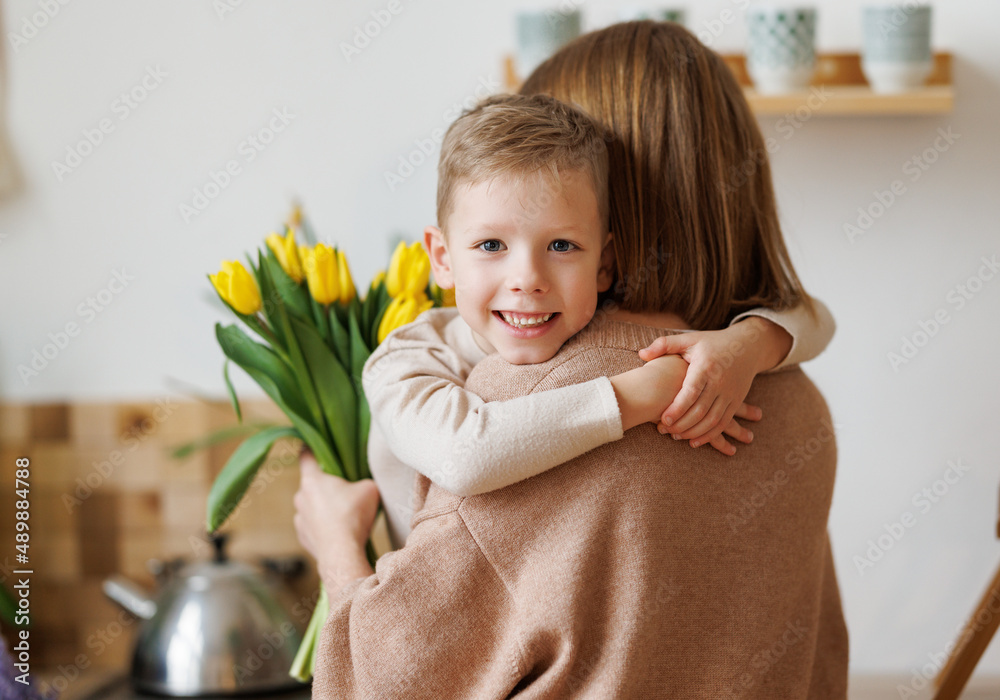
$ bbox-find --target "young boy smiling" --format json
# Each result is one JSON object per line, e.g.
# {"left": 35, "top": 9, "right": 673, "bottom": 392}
{"left": 346, "top": 94, "right": 758, "bottom": 548}
{"left": 423, "top": 96, "right": 615, "bottom": 366}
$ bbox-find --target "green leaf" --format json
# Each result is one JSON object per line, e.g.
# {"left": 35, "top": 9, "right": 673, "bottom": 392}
{"left": 169, "top": 422, "right": 275, "bottom": 460}
{"left": 216, "top": 324, "right": 341, "bottom": 476}
{"left": 309, "top": 294, "right": 331, "bottom": 345}
{"left": 258, "top": 259, "right": 327, "bottom": 436}
{"left": 215, "top": 324, "right": 308, "bottom": 420}
{"left": 369, "top": 288, "right": 391, "bottom": 348}
{"left": 207, "top": 426, "right": 299, "bottom": 531}
{"left": 223, "top": 359, "right": 242, "bottom": 422}
{"left": 328, "top": 306, "right": 351, "bottom": 368}
{"left": 0, "top": 581, "right": 19, "bottom": 627}
{"left": 262, "top": 252, "right": 312, "bottom": 322}
{"left": 290, "top": 315, "right": 358, "bottom": 480}
{"left": 349, "top": 313, "right": 373, "bottom": 480}
{"left": 254, "top": 250, "right": 287, "bottom": 350}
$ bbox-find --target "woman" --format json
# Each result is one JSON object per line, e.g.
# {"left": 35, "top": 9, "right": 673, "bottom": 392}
{"left": 298, "top": 21, "right": 846, "bottom": 698}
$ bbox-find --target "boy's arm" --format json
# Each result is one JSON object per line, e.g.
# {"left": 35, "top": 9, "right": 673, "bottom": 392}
{"left": 642, "top": 297, "right": 835, "bottom": 445}
{"left": 362, "top": 309, "right": 624, "bottom": 497}
{"left": 729, "top": 297, "right": 836, "bottom": 370}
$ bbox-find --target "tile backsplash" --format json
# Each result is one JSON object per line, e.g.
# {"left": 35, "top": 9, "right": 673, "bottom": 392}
{"left": 0, "top": 398, "right": 326, "bottom": 670}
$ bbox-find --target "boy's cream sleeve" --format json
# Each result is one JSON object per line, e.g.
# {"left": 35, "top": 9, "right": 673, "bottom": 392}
{"left": 362, "top": 308, "right": 623, "bottom": 497}
{"left": 729, "top": 297, "right": 836, "bottom": 370}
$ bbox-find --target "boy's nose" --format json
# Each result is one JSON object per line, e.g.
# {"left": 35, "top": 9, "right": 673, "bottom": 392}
{"left": 506, "top": 257, "right": 548, "bottom": 294}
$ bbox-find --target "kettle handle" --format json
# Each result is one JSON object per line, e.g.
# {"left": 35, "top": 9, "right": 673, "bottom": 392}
{"left": 103, "top": 576, "right": 157, "bottom": 620}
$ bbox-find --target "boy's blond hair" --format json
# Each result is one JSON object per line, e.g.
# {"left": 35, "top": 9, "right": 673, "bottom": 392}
{"left": 436, "top": 93, "right": 610, "bottom": 232}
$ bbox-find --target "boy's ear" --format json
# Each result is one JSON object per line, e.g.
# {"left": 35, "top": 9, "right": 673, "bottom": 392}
{"left": 597, "top": 233, "right": 615, "bottom": 293}
{"left": 424, "top": 225, "right": 455, "bottom": 289}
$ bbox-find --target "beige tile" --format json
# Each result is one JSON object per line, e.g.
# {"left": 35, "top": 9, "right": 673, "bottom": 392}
{"left": 103, "top": 442, "right": 166, "bottom": 491}
{"left": 118, "top": 532, "right": 163, "bottom": 582}
{"left": 24, "top": 444, "right": 84, "bottom": 491}
{"left": 161, "top": 483, "right": 208, "bottom": 532}
{"left": 0, "top": 403, "right": 31, "bottom": 446}
{"left": 33, "top": 534, "right": 80, "bottom": 582}
{"left": 155, "top": 397, "right": 209, "bottom": 441}
{"left": 77, "top": 492, "right": 120, "bottom": 577}
{"left": 30, "top": 403, "right": 70, "bottom": 442}
{"left": 31, "top": 489, "right": 76, "bottom": 534}
{"left": 68, "top": 402, "right": 119, "bottom": 444}
{"left": 120, "top": 491, "right": 163, "bottom": 533}
{"left": 228, "top": 527, "right": 302, "bottom": 560}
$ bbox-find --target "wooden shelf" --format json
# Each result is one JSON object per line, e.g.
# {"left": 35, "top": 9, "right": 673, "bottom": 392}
{"left": 503, "top": 51, "right": 954, "bottom": 116}
{"left": 721, "top": 51, "right": 954, "bottom": 115}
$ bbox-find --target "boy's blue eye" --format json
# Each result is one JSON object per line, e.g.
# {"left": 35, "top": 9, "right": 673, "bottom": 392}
{"left": 550, "top": 240, "right": 575, "bottom": 252}
{"left": 479, "top": 240, "right": 503, "bottom": 252}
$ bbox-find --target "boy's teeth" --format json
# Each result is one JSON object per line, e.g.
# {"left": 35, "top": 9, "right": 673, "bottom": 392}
{"left": 500, "top": 312, "right": 554, "bottom": 328}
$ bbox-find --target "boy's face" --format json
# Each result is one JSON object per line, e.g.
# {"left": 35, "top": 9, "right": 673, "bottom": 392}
{"left": 425, "top": 169, "right": 613, "bottom": 365}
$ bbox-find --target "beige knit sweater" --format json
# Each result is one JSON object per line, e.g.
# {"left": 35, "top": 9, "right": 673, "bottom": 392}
{"left": 314, "top": 317, "right": 848, "bottom": 699}
{"left": 364, "top": 302, "right": 836, "bottom": 548}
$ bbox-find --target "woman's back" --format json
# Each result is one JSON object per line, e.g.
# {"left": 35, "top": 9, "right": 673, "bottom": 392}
{"left": 446, "top": 317, "right": 848, "bottom": 698}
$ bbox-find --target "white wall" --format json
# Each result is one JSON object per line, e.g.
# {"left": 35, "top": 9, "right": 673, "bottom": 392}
{"left": 2, "top": 0, "right": 999, "bottom": 679}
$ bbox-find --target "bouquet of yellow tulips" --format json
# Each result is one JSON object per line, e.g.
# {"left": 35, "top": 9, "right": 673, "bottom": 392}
{"left": 204, "top": 206, "right": 449, "bottom": 681}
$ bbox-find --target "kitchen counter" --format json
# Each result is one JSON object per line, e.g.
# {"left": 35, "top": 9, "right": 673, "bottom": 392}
{"left": 40, "top": 669, "right": 311, "bottom": 700}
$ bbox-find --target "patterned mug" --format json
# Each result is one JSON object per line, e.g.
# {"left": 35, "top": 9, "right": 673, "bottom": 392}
{"left": 862, "top": 4, "right": 933, "bottom": 93}
{"left": 746, "top": 5, "right": 817, "bottom": 94}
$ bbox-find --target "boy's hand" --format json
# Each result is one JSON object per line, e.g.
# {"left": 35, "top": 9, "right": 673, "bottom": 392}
{"left": 638, "top": 319, "right": 786, "bottom": 450}
{"left": 294, "top": 451, "right": 380, "bottom": 590}
{"left": 609, "top": 355, "right": 756, "bottom": 456}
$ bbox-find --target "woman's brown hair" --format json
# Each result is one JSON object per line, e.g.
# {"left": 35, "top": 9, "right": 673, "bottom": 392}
{"left": 521, "top": 20, "right": 814, "bottom": 330}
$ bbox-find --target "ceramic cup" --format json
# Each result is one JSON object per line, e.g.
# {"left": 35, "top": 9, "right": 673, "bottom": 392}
{"left": 516, "top": 9, "right": 582, "bottom": 78}
{"left": 746, "top": 6, "right": 817, "bottom": 94}
{"left": 861, "top": 4, "right": 932, "bottom": 93}
{"left": 617, "top": 8, "right": 687, "bottom": 25}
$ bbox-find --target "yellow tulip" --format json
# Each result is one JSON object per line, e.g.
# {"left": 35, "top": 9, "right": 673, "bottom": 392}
{"left": 386, "top": 241, "right": 430, "bottom": 298}
{"left": 431, "top": 281, "right": 456, "bottom": 307}
{"left": 210, "top": 260, "right": 262, "bottom": 315}
{"left": 336, "top": 249, "right": 356, "bottom": 304}
{"left": 287, "top": 202, "right": 302, "bottom": 230}
{"left": 377, "top": 293, "right": 434, "bottom": 343}
{"left": 301, "top": 243, "right": 340, "bottom": 305}
{"left": 265, "top": 228, "right": 304, "bottom": 283}
{"left": 372, "top": 270, "right": 386, "bottom": 289}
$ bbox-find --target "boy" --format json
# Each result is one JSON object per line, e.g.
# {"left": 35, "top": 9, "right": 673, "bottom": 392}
{"left": 359, "top": 94, "right": 755, "bottom": 547}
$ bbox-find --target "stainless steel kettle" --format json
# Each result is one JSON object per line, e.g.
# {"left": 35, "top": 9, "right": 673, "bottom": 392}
{"left": 103, "top": 534, "right": 307, "bottom": 697}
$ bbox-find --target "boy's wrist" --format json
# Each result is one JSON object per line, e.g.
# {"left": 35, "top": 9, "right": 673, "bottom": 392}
{"left": 741, "top": 316, "right": 792, "bottom": 373}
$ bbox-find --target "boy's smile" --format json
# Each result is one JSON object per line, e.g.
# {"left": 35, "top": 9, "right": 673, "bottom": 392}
{"left": 425, "top": 169, "right": 613, "bottom": 365}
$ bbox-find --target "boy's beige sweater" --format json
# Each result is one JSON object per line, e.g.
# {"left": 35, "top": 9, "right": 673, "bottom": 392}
{"left": 314, "top": 317, "right": 848, "bottom": 699}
